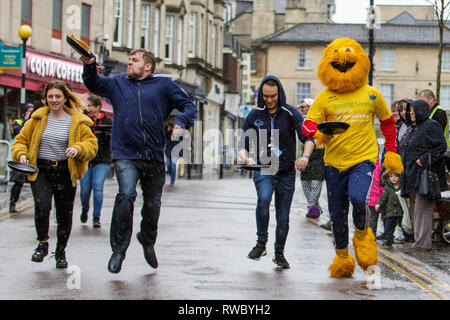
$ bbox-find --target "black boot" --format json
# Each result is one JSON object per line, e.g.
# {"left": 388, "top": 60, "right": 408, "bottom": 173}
{"left": 31, "top": 242, "right": 49, "bottom": 262}
{"left": 54, "top": 249, "right": 68, "bottom": 269}
{"left": 9, "top": 202, "right": 17, "bottom": 213}
{"left": 80, "top": 207, "right": 88, "bottom": 223}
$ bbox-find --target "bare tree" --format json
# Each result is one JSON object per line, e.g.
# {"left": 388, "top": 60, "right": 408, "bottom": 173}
{"left": 427, "top": 0, "right": 450, "bottom": 102}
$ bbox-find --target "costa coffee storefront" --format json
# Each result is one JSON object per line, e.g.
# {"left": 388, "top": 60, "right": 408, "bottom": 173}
{"left": 0, "top": 48, "right": 112, "bottom": 139}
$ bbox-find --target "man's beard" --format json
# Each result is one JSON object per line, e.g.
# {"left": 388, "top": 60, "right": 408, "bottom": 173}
{"left": 127, "top": 68, "right": 144, "bottom": 80}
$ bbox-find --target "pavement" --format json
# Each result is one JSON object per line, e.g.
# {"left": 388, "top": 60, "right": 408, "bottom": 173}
{"left": 0, "top": 173, "right": 449, "bottom": 301}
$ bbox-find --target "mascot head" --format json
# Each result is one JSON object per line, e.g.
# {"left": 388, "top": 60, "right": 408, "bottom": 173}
{"left": 317, "top": 38, "right": 370, "bottom": 93}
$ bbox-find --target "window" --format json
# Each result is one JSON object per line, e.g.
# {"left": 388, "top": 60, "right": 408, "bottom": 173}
{"left": 153, "top": 7, "right": 160, "bottom": 56}
{"left": 21, "top": 0, "right": 32, "bottom": 25}
{"left": 380, "top": 84, "right": 395, "bottom": 106}
{"left": 140, "top": 4, "right": 150, "bottom": 49}
{"left": 198, "top": 14, "right": 203, "bottom": 59}
{"left": 297, "top": 48, "right": 312, "bottom": 69}
{"left": 442, "top": 51, "right": 450, "bottom": 71}
{"left": 207, "top": 20, "right": 213, "bottom": 65}
{"left": 113, "top": 0, "right": 123, "bottom": 47}
{"left": 250, "top": 53, "right": 256, "bottom": 73}
{"left": 177, "top": 17, "right": 183, "bottom": 65}
{"left": 296, "top": 83, "right": 311, "bottom": 105}
{"left": 188, "top": 12, "right": 196, "bottom": 58}
{"left": 440, "top": 86, "right": 450, "bottom": 110}
{"left": 52, "top": 0, "right": 62, "bottom": 39}
{"left": 211, "top": 23, "right": 216, "bottom": 67}
{"left": 381, "top": 49, "right": 396, "bottom": 71}
{"left": 127, "top": 0, "right": 134, "bottom": 49}
{"left": 81, "top": 3, "right": 91, "bottom": 44}
{"left": 165, "top": 15, "right": 174, "bottom": 63}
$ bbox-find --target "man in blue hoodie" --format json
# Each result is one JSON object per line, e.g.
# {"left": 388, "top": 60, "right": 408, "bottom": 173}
{"left": 238, "top": 76, "right": 314, "bottom": 269}
{"left": 82, "top": 49, "right": 198, "bottom": 273}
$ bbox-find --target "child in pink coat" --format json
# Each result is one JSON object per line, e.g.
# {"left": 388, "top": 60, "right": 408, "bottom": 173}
{"left": 368, "top": 152, "right": 385, "bottom": 237}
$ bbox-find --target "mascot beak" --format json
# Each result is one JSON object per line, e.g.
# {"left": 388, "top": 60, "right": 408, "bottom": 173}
{"left": 331, "top": 47, "right": 356, "bottom": 73}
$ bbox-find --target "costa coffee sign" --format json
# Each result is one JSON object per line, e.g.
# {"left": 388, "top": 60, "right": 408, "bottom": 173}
{"left": 26, "top": 51, "right": 84, "bottom": 83}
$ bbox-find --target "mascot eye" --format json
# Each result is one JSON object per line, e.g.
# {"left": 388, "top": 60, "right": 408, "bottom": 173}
{"left": 345, "top": 48, "right": 352, "bottom": 52}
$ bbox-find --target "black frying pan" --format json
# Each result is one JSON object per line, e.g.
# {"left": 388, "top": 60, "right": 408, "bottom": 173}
{"left": 317, "top": 121, "right": 350, "bottom": 135}
{"left": 236, "top": 164, "right": 271, "bottom": 171}
{"left": 66, "top": 34, "right": 93, "bottom": 59}
{"left": 8, "top": 161, "right": 39, "bottom": 174}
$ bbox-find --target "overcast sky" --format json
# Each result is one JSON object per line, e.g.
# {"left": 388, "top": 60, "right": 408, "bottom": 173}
{"left": 332, "top": 0, "right": 436, "bottom": 23}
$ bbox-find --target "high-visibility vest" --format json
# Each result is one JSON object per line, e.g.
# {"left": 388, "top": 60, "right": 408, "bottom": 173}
{"left": 429, "top": 105, "right": 449, "bottom": 147}
{"left": 10, "top": 119, "right": 23, "bottom": 137}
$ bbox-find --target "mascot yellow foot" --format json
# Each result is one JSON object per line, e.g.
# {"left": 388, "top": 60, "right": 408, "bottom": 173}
{"left": 353, "top": 227, "right": 377, "bottom": 270}
{"left": 328, "top": 247, "right": 355, "bottom": 278}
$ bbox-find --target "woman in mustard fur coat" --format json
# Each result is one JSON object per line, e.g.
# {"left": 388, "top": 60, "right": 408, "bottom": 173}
{"left": 12, "top": 81, "right": 98, "bottom": 269}
{"left": 301, "top": 38, "right": 403, "bottom": 278}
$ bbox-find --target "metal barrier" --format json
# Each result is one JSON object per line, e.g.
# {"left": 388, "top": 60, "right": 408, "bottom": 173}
{"left": 0, "top": 140, "right": 11, "bottom": 184}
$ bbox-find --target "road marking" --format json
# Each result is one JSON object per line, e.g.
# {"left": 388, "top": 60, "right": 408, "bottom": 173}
{"left": 297, "top": 210, "right": 450, "bottom": 300}
{"left": 378, "top": 247, "right": 450, "bottom": 293}
{"left": 0, "top": 199, "right": 34, "bottom": 222}
{"left": 378, "top": 256, "right": 447, "bottom": 300}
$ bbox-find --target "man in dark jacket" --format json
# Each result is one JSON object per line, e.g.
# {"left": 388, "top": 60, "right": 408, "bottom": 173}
{"left": 400, "top": 99, "right": 446, "bottom": 250}
{"left": 417, "top": 89, "right": 449, "bottom": 147}
{"left": 82, "top": 49, "right": 198, "bottom": 273}
{"left": 238, "top": 76, "right": 314, "bottom": 269}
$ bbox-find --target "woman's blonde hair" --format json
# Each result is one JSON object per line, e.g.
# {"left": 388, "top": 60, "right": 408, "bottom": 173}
{"left": 41, "top": 81, "right": 85, "bottom": 113}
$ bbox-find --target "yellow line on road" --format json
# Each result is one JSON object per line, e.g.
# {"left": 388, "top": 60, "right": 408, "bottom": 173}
{"left": 378, "top": 247, "right": 450, "bottom": 293}
{"left": 0, "top": 199, "right": 34, "bottom": 222}
{"left": 302, "top": 213, "right": 450, "bottom": 300}
{"left": 378, "top": 256, "right": 448, "bottom": 300}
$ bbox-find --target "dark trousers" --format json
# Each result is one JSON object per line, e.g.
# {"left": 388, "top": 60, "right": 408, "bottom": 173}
{"left": 325, "top": 160, "right": 375, "bottom": 249}
{"left": 384, "top": 216, "right": 403, "bottom": 243}
{"left": 10, "top": 182, "right": 24, "bottom": 204}
{"left": 30, "top": 161, "right": 76, "bottom": 251}
{"left": 111, "top": 159, "right": 165, "bottom": 255}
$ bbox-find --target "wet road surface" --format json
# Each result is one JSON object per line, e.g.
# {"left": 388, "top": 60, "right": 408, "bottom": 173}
{"left": 0, "top": 175, "right": 449, "bottom": 300}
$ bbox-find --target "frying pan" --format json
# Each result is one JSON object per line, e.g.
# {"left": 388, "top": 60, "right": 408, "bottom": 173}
{"left": 236, "top": 164, "right": 271, "bottom": 171}
{"left": 66, "top": 34, "right": 94, "bottom": 59}
{"left": 8, "top": 161, "right": 39, "bottom": 174}
{"left": 317, "top": 121, "right": 350, "bottom": 135}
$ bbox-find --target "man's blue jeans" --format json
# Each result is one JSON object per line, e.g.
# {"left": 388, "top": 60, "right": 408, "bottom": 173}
{"left": 80, "top": 163, "right": 111, "bottom": 217}
{"left": 111, "top": 159, "right": 165, "bottom": 255}
{"left": 252, "top": 171, "right": 296, "bottom": 253}
{"left": 325, "top": 160, "right": 375, "bottom": 250}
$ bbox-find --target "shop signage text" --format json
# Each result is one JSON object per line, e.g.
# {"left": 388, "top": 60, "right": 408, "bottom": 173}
{"left": 26, "top": 53, "right": 84, "bottom": 83}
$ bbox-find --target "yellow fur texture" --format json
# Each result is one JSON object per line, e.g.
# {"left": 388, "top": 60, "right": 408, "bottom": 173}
{"left": 383, "top": 151, "right": 404, "bottom": 175}
{"left": 353, "top": 227, "right": 377, "bottom": 270}
{"left": 328, "top": 247, "right": 355, "bottom": 278}
{"left": 317, "top": 38, "right": 370, "bottom": 93}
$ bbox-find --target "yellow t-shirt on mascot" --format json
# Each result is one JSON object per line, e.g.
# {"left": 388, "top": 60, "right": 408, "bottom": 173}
{"left": 307, "top": 85, "right": 391, "bottom": 171}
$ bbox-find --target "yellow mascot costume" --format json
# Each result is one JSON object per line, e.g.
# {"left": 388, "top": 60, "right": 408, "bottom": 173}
{"left": 302, "top": 38, "right": 403, "bottom": 278}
